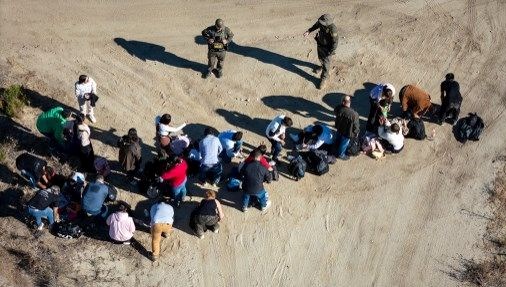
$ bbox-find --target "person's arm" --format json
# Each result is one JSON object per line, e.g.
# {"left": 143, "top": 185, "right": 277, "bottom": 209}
{"left": 164, "top": 123, "right": 187, "bottom": 133}
{"left": 401, "top": 90, "right": 409, "bottom": 112}
{"left": 75, "top": 83, "right": 83, "bottom": 98}
{"left": 352, "top": 114, "right": 360, "bottom": 138}
{"left": 304, "top": 22, "right": 319, "bottom": 36}
{"left": 106, "top": 214, "right": 113, "bottom": 226}
{"left": 160, "top": 167, "right": 177, "bottom": 181}
{"left": 225, "top": 27, "right": 234, "bottom": 43}
{"left": 329, "top": 26, "right": 339, "bottom": 53}
{"left": 440, "top": 82, "right": 445, "bottom": 103}
{"left": 128, "top": 217, "right": 136, "bottom": 233}
{"left": 215, "top": 199, "right": 225, "bottom": 220}
{"left": 264, "top": 167, "right": 272, "bottom": 184}
{"left": 202, "top": 27, "right": 213, "bottom": 43}
{"left": 52, "top": 206, "right": 60, "bottom": 223}
{"left": 307, "top": 137, "right": 324, "bottom": 150}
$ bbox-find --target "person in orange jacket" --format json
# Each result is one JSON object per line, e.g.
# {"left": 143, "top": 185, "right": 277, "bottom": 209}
{"left": 399, "top": 84, "right": 432, "bottom": 119}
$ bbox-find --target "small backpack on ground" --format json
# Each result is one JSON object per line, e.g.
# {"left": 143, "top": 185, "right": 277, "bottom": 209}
{"left": 288, "top": 155, "right": 307, "bottom": 180}
{"left": 54, "top": 222, "right": 83, "bottom": 239}
{"left": 407, "top": 118, "right": 426, "bottom": 140}
{"left": 301, "top": 150, "right": 329, "bottom": 176}
{"left": 346, "top": 138, "right": 361, "bottom": 156}
{"left": 454, "top": 113, "right": 484, "bottom": 143}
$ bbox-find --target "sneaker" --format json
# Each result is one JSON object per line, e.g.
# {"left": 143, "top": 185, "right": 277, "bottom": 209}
{"left": 88, "top": 114, "right": 97, "bottom": 123}
{"left": 150, "top": 253, "right": 159, "bottom": 262}
{"left": 198, "top": 234, "right": 204, "bottom": 239}
{"left": 216, "top": 70, "right": 223, "bottom": 78}
{"left": 212, "top": 227, "right": 219, "bottom": 234}
{"left": 203, "top": 71, "right": 212, "bottom": 79}
{"left": 339, "top": 155, "right": 350, "bottom": 161}
{"left": 123, "top": 241, "right": 131, "bottom": 245}
{"left": 36, "top": 223, "right": 44, "bottom": 231}
{"left": 261, "top": 200, "right": 272, "bottom": 211}
{"left": 241, "top": 207, "right": 248, "bottom": 213}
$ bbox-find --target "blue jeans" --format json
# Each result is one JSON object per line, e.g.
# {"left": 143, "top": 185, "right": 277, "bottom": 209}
{"left": 172, "top": 178, "right": 187, "bottom": 204}
{"left": 268, "top": 139, "right": 282, "bottom": 161}
{"left": 335, "top": 132, "right": 351, "bottom": 158}
{"left": 242, "top": 190, "right": 268, "bottom": 209}
{"left": 28, "top": 206, "right": 54, "bottom": 226}
{"left": 199, "top": 163, "right": 223, "bottom": 185}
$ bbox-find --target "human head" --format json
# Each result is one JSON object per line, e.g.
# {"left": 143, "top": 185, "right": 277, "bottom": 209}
{"left": 282, "top": 117, "right": 293, "bottom": 127}
{"left": 215, "top": 18, "right": 224, "bottom": 30}
{"left": 445, "top": 73, "right": 455, "bottom": 81}
{"left": 257, "top": 144, "right": 267, "bottom": 155}
{"left": 383, "top": 86, "right": 393, "bottom": 99}
{"left": 318, "top": 14, "right": 334, "bottom": 26}
{"left": 62, "top": 109, "right": 74, "bottom": 119}
{"left": 251, "top": 149, "right": 263, "bottom": 160}
{"left": 379, "top": 99, "right": 388, "bottom": 108}
{"left": 75, "top": 113, "right": 85, "bottom": 124}
{"left": 160, "top": 114, "right": 172, "bottom": 125}
{"left": 311, "top": 125, "right": 324, "bottom": 138}
{"left": 44, "top": 166, "right": 55, "bottom": 178}
{"left": 391, "top": 123, "right": 400, "bottom": 134}
{"left": 232, "top": 131, "right": 243, "bottom": 141}
{"left": 342, "top": 95, "right": 351, "bottom": 107}
{"left": 128, "top": 128, "right": 138, "bottom": 141}
{"left": 204, "top": 127, "right": 217, "bottom": 136}
{"left": 205, "top": 189, "right": 217, "bottom": 199}
{"left": 117, "top": 201, "right": 131, "bottom": 212}
{"left": 160, "top": 196, "right": 171, "bottom": 204}
{"left": 96, "top": 174, "right": 105, "bottom": 183}
{"left": 78, "top": 75, "right": 88, "bottom": 84}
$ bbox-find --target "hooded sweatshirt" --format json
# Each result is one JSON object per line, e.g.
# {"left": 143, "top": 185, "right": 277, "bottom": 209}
{"left": 106, "top": 211, "right": 135, "bottom": 242}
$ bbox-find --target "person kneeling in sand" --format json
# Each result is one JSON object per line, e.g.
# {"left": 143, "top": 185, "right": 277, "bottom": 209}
{"left": 240, "top": 149, "right": 272, "bottom": 212}
{"left": 378, "top": 121, "right": 404, "bottom": 154}
{"left": 106, "top": 201, "right": 135, "bottom": 245}
{"left": 149, "top": 197, "right": 174, "bottom": 262}
{"left": 190, "top": 189, "right": 224, "bottom": 239}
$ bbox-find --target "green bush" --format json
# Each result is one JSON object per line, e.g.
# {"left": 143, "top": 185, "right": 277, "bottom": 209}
{"left": 0, "top": 85, "right": 28, "bottom": 118}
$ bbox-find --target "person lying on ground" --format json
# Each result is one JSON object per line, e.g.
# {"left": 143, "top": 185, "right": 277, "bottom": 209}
{"left": 27, "top": 185, "right": 61, "bottom": 230}
{"left": 191, "top": 189, "right": 224, "bottom": 239}
{"left": 240, "top": 149, "right": 272, "bottom": 212}
{"left": 106, "top": 201, "right": 135, "bottom": 245}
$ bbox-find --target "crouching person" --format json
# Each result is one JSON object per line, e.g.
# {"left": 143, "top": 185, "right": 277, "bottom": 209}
{"left": 82, "top": 175, "right": 112, "bottom": 220}
{"left": 106, "top": 201, "right": 135, "bottom": 245}
{"left": 378, "top": 122, "right": 404, "bottom": 154}
{"left": 191, "top": 190, "right": 224, "bottom": 239}
{"left": 240, "top": 149, "right": 272, "bottom": 212}
{"left": 150, "top": 197, "right": 174, "bottom": 262}
{"left": 27, "top": 186, "right": 61, "bottom": 230}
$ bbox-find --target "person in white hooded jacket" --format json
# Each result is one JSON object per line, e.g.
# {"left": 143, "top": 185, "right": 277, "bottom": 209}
{"left": 106, "top": 202, "right": 136, "bottom": 244}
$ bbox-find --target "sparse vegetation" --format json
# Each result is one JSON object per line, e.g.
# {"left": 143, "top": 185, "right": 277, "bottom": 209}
{"left": 449, "top": 163, "right": 506, "bottom": 286}
{"left": 0, "top": 84, "right": 28, "bottom": 118}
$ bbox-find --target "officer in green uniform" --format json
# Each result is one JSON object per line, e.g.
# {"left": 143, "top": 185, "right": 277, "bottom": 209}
{"left": 304, "top": 14, "right": 338, "bottom": 89}
{"left": 201, "top": 19, "right": 234, "bottom": 79}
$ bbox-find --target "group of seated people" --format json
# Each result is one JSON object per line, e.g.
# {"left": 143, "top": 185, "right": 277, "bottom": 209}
{"left": 17, "top": 73, "right": 463, "bottom": 262}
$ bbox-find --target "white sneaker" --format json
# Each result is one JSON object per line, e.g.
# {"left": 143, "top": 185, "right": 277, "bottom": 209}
{"left": 213, "top": 228, "right": 219, "bottom": 234}
{"left": 88, "top": 114, "right": 97, "bottom": 123}
{"left": 36, "top": 223, "right": 44, "bottom": 230}
{"left": 261, "top": 200, "right": 272, "bottom": 211}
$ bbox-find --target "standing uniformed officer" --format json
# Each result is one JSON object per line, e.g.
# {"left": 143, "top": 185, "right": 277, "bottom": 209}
{"left": 202, "top": 19, "right": 234, "bottom": 79}
{"left": 303, "top": 14, "right": 338, "bottom": 89}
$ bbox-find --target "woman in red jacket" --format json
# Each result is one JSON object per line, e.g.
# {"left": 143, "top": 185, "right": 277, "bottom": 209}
{"left": 159, "top": 155, "right": 188, "bottom": 207}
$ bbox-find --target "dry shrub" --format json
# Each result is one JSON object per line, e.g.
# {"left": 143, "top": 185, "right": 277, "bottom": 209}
{"left": 0, "top": 84, "right": 28, "bottom": 118}
{"left": 449, "top": 163, "right": 506, "bottom": 286}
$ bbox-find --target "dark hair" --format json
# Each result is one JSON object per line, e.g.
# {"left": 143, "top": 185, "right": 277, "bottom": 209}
{"left": 215, "top": 18, "right": 224, "bottom": 28}
{"left": 160, "top": 196, "right": 171, "bottom": 204}
{"left": 75, "top": 113, "right": 85, "bottom": 124}
{"left": 391, "top": 123, "right": 400, "bottom": 133}
{"left": 205, "top": 189, "right": 217, "bottom": 199}
{"left": 445, "top": 73, "right": 455, "bottom": 81}
{"left": 45, "top": 166, "right": 55, "bottom": 176}
{"left": 62, "top": 109, "right": 73, "bottom": 119}
{"left": 78, "top": 75, "right": 88, "bottom": 84}
{"left": 204, "top": 127, "right": 217, "bottom": 136}
{"left": 160, "top": 114, "right": 172, "bottom": 125}
{"left": 379, "top": 99, "right": 389, "bottom": 107}
{"left": 251, "top": 149, "right": 263, "bottom": 159}
{"left": 232, "top": 131, "right": 243, "bottom": 141}
{"left": 128, "top": 128, "right": 138, "bottom": 141}
{"left": 312, "top": 125, "right": 323, "bottom": 137}
{"left": 283, "top": 117, "right": 293, "bottom": 127}
{"left": 383, "top": 86, "right": 393, "bottom": 98}
{"left": 257, "top": 144, "right": 267, "bottom": 155}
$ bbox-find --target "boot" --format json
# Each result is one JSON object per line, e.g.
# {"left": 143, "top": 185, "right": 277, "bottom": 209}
{"left": 313, "top": 66, "right": 322, "bottom": 74}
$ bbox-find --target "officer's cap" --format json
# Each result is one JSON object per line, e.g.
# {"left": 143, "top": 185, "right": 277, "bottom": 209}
{"left": 318, "top": 14, "right": 334, "bottom": 26}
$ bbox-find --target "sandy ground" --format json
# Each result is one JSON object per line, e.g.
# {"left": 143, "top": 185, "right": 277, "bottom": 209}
{"left": 1, "top": 0, "right": 506, "bottom": 286}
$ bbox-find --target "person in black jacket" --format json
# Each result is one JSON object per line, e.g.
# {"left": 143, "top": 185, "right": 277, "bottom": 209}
{"left": 202, "top": 19, "right": 234, "bottom": 79}
{"left": 334, "top": 95, "right": 360, "bottom": 160}
{"left": 239, "top": 149, "right": 272, "bottom": 212}
{"left": 438, "top": 73, "right": 462, "bottom": 125}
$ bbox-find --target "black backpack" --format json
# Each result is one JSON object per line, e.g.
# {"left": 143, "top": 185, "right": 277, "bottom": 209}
{"left": 346, "top": 138, "right": 361, "bottom": 156}
{"left": 301, "top": 150, "right": 330, "bottom": 176}
{"left": 288, "top": 155, "right": 307, "bottom": 180}
{"left": 454, "top": 113, "right": 484, "bottom": 143}
{"left": 54, "top": 222, "right": 82, "bottom": 239}
{"left": 407, "top": 118, "right": 426, "bottom": 140}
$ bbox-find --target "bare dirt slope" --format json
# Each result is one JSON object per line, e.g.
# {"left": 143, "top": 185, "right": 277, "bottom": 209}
{"left": 1, "top": 0, "right": 506, "bottom": 286}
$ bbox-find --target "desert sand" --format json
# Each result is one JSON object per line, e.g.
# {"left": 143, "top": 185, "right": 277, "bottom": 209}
{"left": 1, "top": 0, "right": 506, "bottom": 286}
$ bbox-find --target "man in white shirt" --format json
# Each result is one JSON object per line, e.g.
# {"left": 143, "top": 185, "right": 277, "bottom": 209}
{"left": 367, "top": 83, "right": 395, "bottom": 133}
{"left": 265, "top": 115, "right": 293, "bottom": 162}
{"left": 75, "top": 75, "right": 98, "bottom": 123}
{"left": 378, "top": 121, "right": 404, "bottom": 153}
{"left": 298, "top": 124, "right": 334, "bottom": 151}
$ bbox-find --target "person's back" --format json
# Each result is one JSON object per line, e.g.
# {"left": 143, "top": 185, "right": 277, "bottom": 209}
{"left": 150, "top": 201, "right": 174, "bottom": 225}
{"left": 334, "top": 105, "right": 359, "bottom": 138}
{"left": 82, "top": 180, "right": 109, "bottom": 215}
{"left": 378, "top": 123, "right": 404, "bottom": 151}
{"left": 106, "top": 210, "right": 135, "bottom": 242}
{"left": 199, "top": 134, "right": 222, "bottom": 166}
{"left": 36, "top": 107, "right": 68, "bottom": 143}
{"left": 241, "top": 160, "right": 270, "bottom": 195}
{"left": 401, "top": 85, "right": 431, "bottom": 117}
{"left": 218, "top": 130, "right": 236, "bottom": 154}
{"left": 441, "top": 80, "right": 462, "bottom": 104}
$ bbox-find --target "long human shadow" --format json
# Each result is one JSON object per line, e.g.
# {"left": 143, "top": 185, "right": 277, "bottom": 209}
{"left": 215, "top": 109, "right": 271, "bottom": 139}
{"left": 261, "top": 95, "right": 334, "bottom": 122}
{"left": 194, "top": 36, "right": 319, "bottom": 86}
{"left": 113, "top": 38, "right": 207, "bottom": 75}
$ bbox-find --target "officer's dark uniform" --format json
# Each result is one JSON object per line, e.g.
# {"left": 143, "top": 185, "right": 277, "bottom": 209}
{"left": 439, "top": 78, "right": 462, "bottom": 124}
{"left": 307, "top": 14, "right": 338, "bottom": 87}
{"left": 202, "top": 21, "right": 234, "bottom": 78}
